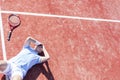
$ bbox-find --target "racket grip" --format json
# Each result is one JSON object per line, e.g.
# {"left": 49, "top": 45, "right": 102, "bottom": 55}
{"left": 7, "top": 31, "right": 12, "bottom": 41}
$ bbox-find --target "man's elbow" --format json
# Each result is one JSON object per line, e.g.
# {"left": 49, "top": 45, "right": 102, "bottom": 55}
{"left": 40, "top": 56, "right": 50, "bottom": 63}
{"left": 47, "top": 56, "right": 50, "bottom": 60}
{"left": 27, "top": 37, "right": 30, "bottom": 39}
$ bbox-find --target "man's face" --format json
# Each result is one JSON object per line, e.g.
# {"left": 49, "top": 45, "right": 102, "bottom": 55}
{"left": 36, "top": 46, "right": 43, "bottom": 53}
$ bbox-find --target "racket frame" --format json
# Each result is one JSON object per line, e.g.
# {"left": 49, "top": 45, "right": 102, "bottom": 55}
{"left": 7, "top": 14, "right": 21, "bottom": 41}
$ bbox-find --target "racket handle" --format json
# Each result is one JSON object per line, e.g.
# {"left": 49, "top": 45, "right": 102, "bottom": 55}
{"left": 7, "top": 31, "right": 12, "bottom": 41}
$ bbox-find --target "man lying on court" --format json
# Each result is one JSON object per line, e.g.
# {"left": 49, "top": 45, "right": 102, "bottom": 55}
{"left": 0, "top": 37, "right": 50, "bottom": 80}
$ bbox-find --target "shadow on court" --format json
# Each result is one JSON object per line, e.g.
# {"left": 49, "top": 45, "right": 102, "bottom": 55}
{"left": 1, "top": 61, "right": 54, "bottom": 80}
{"left": 24, "top": 61, "right": 54, "bottom": 80}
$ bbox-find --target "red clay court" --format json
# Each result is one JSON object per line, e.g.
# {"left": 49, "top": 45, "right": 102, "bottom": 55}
{"left": 0, "top": 0, "right": 120, "bottom": 80}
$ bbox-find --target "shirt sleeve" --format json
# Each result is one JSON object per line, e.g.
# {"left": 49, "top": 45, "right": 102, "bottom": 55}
{"left": 23, "top": 45, "right": 30, "bottom": 49}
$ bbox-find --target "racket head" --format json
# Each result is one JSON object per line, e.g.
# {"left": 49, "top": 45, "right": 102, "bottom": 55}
{"left": 8, "top": 14, "right": 21, "bottom": 30}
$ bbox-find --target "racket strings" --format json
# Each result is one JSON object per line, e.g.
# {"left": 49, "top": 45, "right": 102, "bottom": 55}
{"left": 8, "top": 14, "right": 21, "bottom": 27}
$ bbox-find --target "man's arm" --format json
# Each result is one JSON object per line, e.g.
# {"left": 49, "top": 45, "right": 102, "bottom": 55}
{"left": 40, "top": 46, "right": 50, "bottom": 63}
{"left": 24, "top": 37, "right": 41, "bottom": 47}
{"left": 24, "top": 37, "right": 50, "bottom": 62}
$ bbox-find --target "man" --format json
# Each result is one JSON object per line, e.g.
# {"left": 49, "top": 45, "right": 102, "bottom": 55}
{"left": 0, "top": 37, "right": 50, "bottom": 80}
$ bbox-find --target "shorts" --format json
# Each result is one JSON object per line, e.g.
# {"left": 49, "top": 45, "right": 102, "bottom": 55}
{"left": 10, "top": 63, "right": 25, "bottom": 80}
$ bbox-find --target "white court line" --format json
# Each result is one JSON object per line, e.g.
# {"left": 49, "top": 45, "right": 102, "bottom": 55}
{"left": 0, "top": 10, "right": 120, "bottom": 61}
{"left": 1, "top": 10, "right": 120, "bottom": 23}
{"left": 0, "top": 9, "right": 7, "bottom": 61}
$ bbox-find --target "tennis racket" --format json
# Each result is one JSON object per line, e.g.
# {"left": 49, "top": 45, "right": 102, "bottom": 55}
{"left": 7, "top": 14, "right": 21, "bottom": 41}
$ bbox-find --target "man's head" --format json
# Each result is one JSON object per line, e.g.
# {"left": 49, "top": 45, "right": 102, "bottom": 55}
{"left": 35, "top": 44, "right": 43, "bottom": 53}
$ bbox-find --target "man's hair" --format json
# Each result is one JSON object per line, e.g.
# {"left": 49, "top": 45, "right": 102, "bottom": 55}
{"left": 37, "top": 44, "right": 44, "bottom": 56}
{"left": 37, "top": 44, "right": 43, "bottom": 48}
